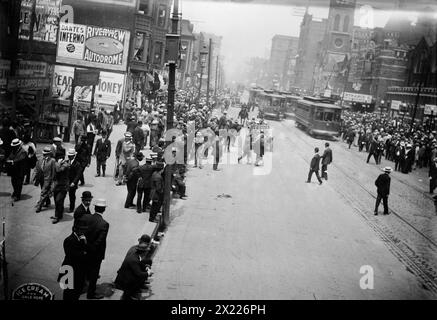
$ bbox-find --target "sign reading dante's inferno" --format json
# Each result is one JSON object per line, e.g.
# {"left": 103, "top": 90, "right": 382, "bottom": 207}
{"left": 12, "top": 283, "right": 54, "bottom": 300}
{"left": 56, "top": 22, "right": 130, "bottom": 72}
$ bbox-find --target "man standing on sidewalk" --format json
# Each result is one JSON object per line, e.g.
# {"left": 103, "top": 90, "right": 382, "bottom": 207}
{"left": 34, "top": 146, "right": 56, "bottom": 212}
{"left": 51, "top": 157, "right": 70, "bottom": 224}
{"left": 93, "top": 130, "right": 111, "bottom": 177}
{"left": 124, "top": 152, "right": 143, "bottom": 208}
{"left": 116, "top": 132, "right": 136, "bottom": 186}
{"left": 86, "top": 199, "right": 109, "bottom": 300}
{"left": 149, "top": 162, "right": 164, "bottom": 222}
{"left": 321, "top": 142, "right": 333, "bottom": 181}
{"left": 374, "top": 167, "right": 392, "bottom": 215}
{"left": 67, "top": 149, "right": 82, "bottom": 213}
{"left": 306, "top": 147, "right": 322, "bottom": 185}
{"left": 429, "top": 157, "right": 437, "bottom": 194}
{"left": 136, "top": 157, "right": 156, "bottom": 213}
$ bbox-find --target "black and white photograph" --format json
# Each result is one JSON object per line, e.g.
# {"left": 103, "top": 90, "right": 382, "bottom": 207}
{"left": 0, "top": 0, "right": 437, "bottom": 306}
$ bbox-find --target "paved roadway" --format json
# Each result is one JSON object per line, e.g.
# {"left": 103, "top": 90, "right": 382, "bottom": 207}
{"left": 148, "top": 106, "right": 436, "bottom": 300}
{"left": 0, "top": 123, "right": 158, "bottom": 300}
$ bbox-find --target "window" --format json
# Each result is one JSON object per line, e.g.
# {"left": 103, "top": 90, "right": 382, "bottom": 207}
{"left": 334, "top": 14, "right": 340, "bottom": 31}
{"left": 157, "top": 4, "right": 167, "bottom": 28}
{"left": 139, "top": 1, "right": 149, "bottom": 15}
{"left": 134, "top": 32, "right": 145, "bottom": 61}
{"left": 315, "top": 109, "right": 324, "bottom": 120}
{"left": 153, "top": 41, "right": 163, "bottom": 65}
{"left": 343, "top": 16, "right": 349, "bottom": 32}
{"left": 324, "top": 112, "right": 334, "bottom": 121}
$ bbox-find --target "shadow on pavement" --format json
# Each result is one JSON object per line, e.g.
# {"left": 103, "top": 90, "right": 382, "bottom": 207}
{"left": 0, "top": 192, "right": 11, "bottom": 197}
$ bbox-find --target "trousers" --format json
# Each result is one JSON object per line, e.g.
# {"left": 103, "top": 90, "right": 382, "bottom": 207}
{"left": 86, "top": 259, "right": 102, "bottom": 297}
{"left": 54, "top": 188, "right": 67, "bottom": 219}
{"left": 125, "top": 179, "right": 137, "bottom": 207}
{"left": 374, "top": 194, "right": 388, "bottom": 214}
{"left": 150, "top": 193, "right": 164, "bottom": 221}
{"left": 11, "top": 174, "right": 24, "bottom": 199}
{"left": 37, "top": 183, "right": 52, "bottom": 208}
{"left": 96, "top": 160, "right": 107, "bottom": 176}
{"left": 321, "top": 164, "right": 328, "bottom": 180}
{"left": 307, "top": 169, "right": 322, "bottom": 183}
{"left": 137, "top": 187, "right": 151, "bottom": 212}
{"left": 69, "top": 186, "right": 77, "bottom": 211}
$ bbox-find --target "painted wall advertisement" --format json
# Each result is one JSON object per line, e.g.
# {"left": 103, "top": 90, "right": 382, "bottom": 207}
{"left": 53, "top": 65, "right": 125, "bottom": 106}
{"left": 19, "top": 0, "right": 61, "bottom": 43}
{"left": 56, "top": 22, "right": 130, "bottom": 72}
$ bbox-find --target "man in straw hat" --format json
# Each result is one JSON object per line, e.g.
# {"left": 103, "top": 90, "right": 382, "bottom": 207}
{"left": 85, "top": 198, "right": 109, "bottom": 299}
{"left": 67, "top": 148, "right": 82, "bottom": 213}
{"left": 34, "top": 146, "right": 56, "bottom": 212}
{"left": 374, "top": 167, "right": 392, "bottom": 215}
{"left": 7, "top": 138, "right": 28, "bottom": 201}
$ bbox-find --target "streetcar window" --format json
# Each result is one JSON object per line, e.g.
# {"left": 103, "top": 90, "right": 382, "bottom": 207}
{"left": 315, "top": 110, "right": 324, "bottom": 120}
{"left": 324, "top": 113, "right": 334, "bottom": 121}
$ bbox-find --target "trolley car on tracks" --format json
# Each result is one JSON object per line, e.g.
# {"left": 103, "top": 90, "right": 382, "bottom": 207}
{"left": 295, "top": 96, "right": 341, "bottom": 138}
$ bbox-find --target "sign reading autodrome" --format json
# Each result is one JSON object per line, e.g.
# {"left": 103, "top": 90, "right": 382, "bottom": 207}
{"left": 56, "top": 22, "right": 130, "bottom": 72}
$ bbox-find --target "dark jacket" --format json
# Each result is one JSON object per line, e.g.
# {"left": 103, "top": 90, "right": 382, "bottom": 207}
{"left": 150, "top": 171, "right": 164, "bottom": 200}
{"left": 321, "top": 148, "right": 333, "bottom": 165}
{"left": 7, "top": 146, "right": 27, "bottom": 177}
{"left": 429, "top": 161, "right": 437, "bottom": 179}
{"left": 93, "top": 138, "right": 111, "bottom": 162}
{"left": 133, "top": 126, "right": 145, "bottom": 145}
{"left": 310, "top": 153, "right": 321, "bottom": 171}
{"left": 87, "top": 213, "right": 109, "bottom": 261}
{"left": 51, "top": 145, "right": 66, "bottom": 161}
{"left": 375, "top": 173, "right": 391, "bottom": 196}
{"left": 115, "top": 137, "right": 124, "bottom": 158}
{"left": 61, "top": 232, "right": 88, "bottom": 268}
{"left": 126, "top": 121, "right": 137, "bottom": 134}
{"left": 115, "top": 247, "right": 149, "bottom": 292}
{"left": 137, "top": 164, "right": 156, "bottom": 189}
{"left": 53, "top": 160, "right": 70, "bottom": 191}
{"left": 73, "top": 204, "right": 94, "bottom": 234}
{"left": 125, "top": 158, "right": 140, "bottom": 181}
{"left": 75, "top": 142, "right": 91, "bottom": 166}
{"left": 68, "top": 157, "right": 83, "bottom": 187}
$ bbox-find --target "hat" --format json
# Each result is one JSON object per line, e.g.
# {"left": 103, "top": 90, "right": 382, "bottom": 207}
{"left": 383, "top": 167, "right": 392, "bottom": 173}
{"left": 53, "top": 137, "right": 62, "bottom": 142}
{"left": 159, "top": 138, "right": 165, "bottom": 142}
{"left": 81, "top": 191, "right": 93, "bottom": 199}
{"left": 136, "top": 243, "right": 149, "bottom": 252}
{"left": 136, "top": 152, "right": 144, "bottom": 160}
{"left": 138, "top": 234, "right": 151, "bottom": 244}
{"left": 152, "top": 120, "right": 159, "bottom": 124}
{"left": 11, "top": 139, "right": 22, "bottom": 147}
{"left": 145, "top": 157, "right": 153, "bottom": 162}
{"left": 94, "top": 199, "right": 107, "bottom": 207}
{"left": 42, "top": 146, "right": 52, "bottom": 154}
{"left": 171, "top": 147, "right": 177, "bottom": 152}
{"left": 124, "top": 132, "right": 132, "bottom": 138}
{"left": 196, "top": 131, "right": 202, "bottom": 137}
{"left": 67, "top": 148, "right": 77, "bottom": 156}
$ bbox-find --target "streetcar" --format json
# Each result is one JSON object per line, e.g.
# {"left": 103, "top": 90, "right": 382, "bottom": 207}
{"left": 281, "top": 94, "right": 301, "bottom": 119}
{"left": 295, "top": 96, "right": 341, "bottom": 138}
{"left": 257, "top": 91, "right": 283, "bottom": 121}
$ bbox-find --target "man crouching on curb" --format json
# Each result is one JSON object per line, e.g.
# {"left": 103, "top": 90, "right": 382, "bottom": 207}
{"left": 114, "top": 234, "right": 154, "bottom": 300}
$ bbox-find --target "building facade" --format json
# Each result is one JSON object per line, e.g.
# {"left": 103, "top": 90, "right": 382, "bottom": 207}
{"left": 268, "top": 35, "right": 299, "bottom": 91}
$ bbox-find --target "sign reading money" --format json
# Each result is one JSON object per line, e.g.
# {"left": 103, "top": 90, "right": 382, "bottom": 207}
{"left": 56, "top": 22, "right": 130, "bottom": 72}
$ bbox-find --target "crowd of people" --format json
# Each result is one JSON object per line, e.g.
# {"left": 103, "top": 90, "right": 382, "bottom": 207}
{"left": 340, "top": 111, "right": 437, "bottom": 194}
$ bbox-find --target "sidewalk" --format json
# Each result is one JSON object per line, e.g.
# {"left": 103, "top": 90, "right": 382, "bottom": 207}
{"left": 0, "top": 123, "right": 158, "bottom": 300}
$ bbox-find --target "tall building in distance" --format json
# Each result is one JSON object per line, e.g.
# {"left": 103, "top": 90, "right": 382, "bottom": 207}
{"left": 294, "top": 10, "right": 327, "bottom": 94}
{"left": 268, "top": 35, "right": 299, "bottom": 91}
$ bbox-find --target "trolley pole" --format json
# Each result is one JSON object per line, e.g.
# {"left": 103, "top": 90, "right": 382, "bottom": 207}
{"left": 162, "top": 0, "right": 180, "bottom": 229}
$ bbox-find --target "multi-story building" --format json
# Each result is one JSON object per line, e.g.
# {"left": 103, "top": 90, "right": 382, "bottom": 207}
{"left": 268, "top": 35, "right": 299, "bottom": 91}
{"left": 177, "top": 19, "right": 195, "bottom": 90}
{"left": 294, "top": 11, "right": 326, "bottom": 94}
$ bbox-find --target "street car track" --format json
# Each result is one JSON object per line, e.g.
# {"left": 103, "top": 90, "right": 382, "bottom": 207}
{"left": 276, "top": 120, "right": 437, "bottom": 295}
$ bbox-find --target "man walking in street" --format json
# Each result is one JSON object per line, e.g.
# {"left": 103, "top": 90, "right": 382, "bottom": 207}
{"left": 51, "top": 137, "right": 66, "bottom": 161}
{"left": 321, "top": 142, "right": 333, "bottom": 181}
{"left": 374, "top": 167, "right": 392, "bottom": 215}
{"left": 73, "top": 117, "right": 86, "bottom": 145}
{"left": 133, "top": 121, "right": 145, "bottom": 155}
{"left": 86, "top": 199, "right": 109, "bottom": 300}
{"left": 51, "top": 156, "right": 71, "bottom": 224}
{"left": 306, "top": 147, "right": 323, "bottom": 185}
{"left": 67, "top": 149, "right": 82, "bottom": 213}
{"left": 73, "top": 191, "right": 93, "bottom": 226}
{"left": 75, "top": 136, "right": 91, "bottom": 186}
{"left": 34, "top": 146, "right": 56, "bottom": 212}
{"left": 93, "top": 130, "right": 111, "bottom": 177}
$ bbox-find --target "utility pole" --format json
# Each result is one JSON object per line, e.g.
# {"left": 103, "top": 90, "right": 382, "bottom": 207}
{"left": 214, "top": 55, "right": 219, "bottom": 100}
{"left": 410, "top": 60, "right": 428, "bottom": 134}
{"left": 206, "top": 38, "right": 212, "bottom": 106}
{"left": 162, "top": 0, "right": 180, "bottom": 229}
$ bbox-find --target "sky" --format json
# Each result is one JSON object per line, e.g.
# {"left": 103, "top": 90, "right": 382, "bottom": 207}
{"left": 180, "top": 0, "right": 429, "bottom": 83}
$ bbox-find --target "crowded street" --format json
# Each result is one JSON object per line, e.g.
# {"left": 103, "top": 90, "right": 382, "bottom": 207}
{"left": 1, "top": 0, "right": 437, "bottom": 304}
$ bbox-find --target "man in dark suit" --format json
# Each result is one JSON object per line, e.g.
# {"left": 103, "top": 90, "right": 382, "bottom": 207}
{"left": 67, "top": 149, "right": 83, "bottom": 213}
{"left": 321, "top": 142, "right": 333, "bottom": 180}
{"left": 51, "top": 157, "right": 70, "bottom": 224}
{"left": 374, "top": 167, "right": 392, "bottom": 215}
{"left": 429, "top": 157, "right": 437, "bottom": 194}
{"left": 306, "top": 147, "right": 323, "bottom": 185}
{"left": 75, "top": 135, "right": 91, "bottom": 186}
{"left": 115, "top": 242, "right": 151, "bottom": 300}
{"left": 93, "top": 130, "right": 111, "bottom": 177}
{"left": 124, "top": 152, "right": 143, "bottom": 208}
{"left": 367, "top": 134, "right": 379, "bottom": 164}
{"left": 85, "top": 199, "right": 109, "bottom": 300}
{"left": 73, "top": 191, "right": 93, "bottom": 232}
{"left": 59, "top": 223, "right": 88, "bottom": 300}
{"left": 136, "top": 157, "right": 157, "bottom": 213}
{"left": 51, "top": 137, "right": 66, "bottom": 161}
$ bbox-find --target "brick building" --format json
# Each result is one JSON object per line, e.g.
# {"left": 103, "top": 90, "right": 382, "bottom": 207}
{"left": 268, "top": 35, "right": 299, "bottom": 91}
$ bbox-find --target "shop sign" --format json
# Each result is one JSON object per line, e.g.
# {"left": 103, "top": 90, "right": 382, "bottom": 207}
{"left": 7, "top": 77, "right": 50, "bottom": 91}
{"left": 52, "top": 65, "right": 125, "bottom": 106}
{"left": 17, "top": 60, "right": 48, "bottom": 77}
{"left": 56, "top": 22, "right": 130, "bottom": 72}
{"left": 19, "top": 0, "right": 61, "bottom": 43}
{"left": 424, "top": 104, "right": 437, "bottom": 115}
{"left": 0, "top": 60, "right": 11, "bottom": 88}
{"left": 390, "top": 100, "right": 402, "bottom": 111}
{"left": 343, "top": 92, "right": 372, "bottom": 103}
{"left": 12, "top": 283, "right": 54, "bottom": 300}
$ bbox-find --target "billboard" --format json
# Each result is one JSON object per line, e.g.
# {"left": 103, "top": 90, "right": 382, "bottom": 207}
{"left": 56, "top": 23, "right": 130, "bottom": 72}
{"left": 19, "top": 0, "right": 61, "bottom": 43}
{"left": 53, "top": 65, "right": 125, "bottom": 106}
{"left": 0, "top": 60, "right": 10, "bottom": 89}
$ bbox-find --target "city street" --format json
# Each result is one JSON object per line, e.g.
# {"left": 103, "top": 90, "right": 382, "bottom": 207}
{"left": 0, "top": 123, "right": 159, "bottom": 300}
{"left": 148, "top": 106, "right": 437, "bottom": 299}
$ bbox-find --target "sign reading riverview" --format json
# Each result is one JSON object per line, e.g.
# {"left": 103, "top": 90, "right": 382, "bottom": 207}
{"left": 56, "top": 22, "right": 130, "bottom": 72}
